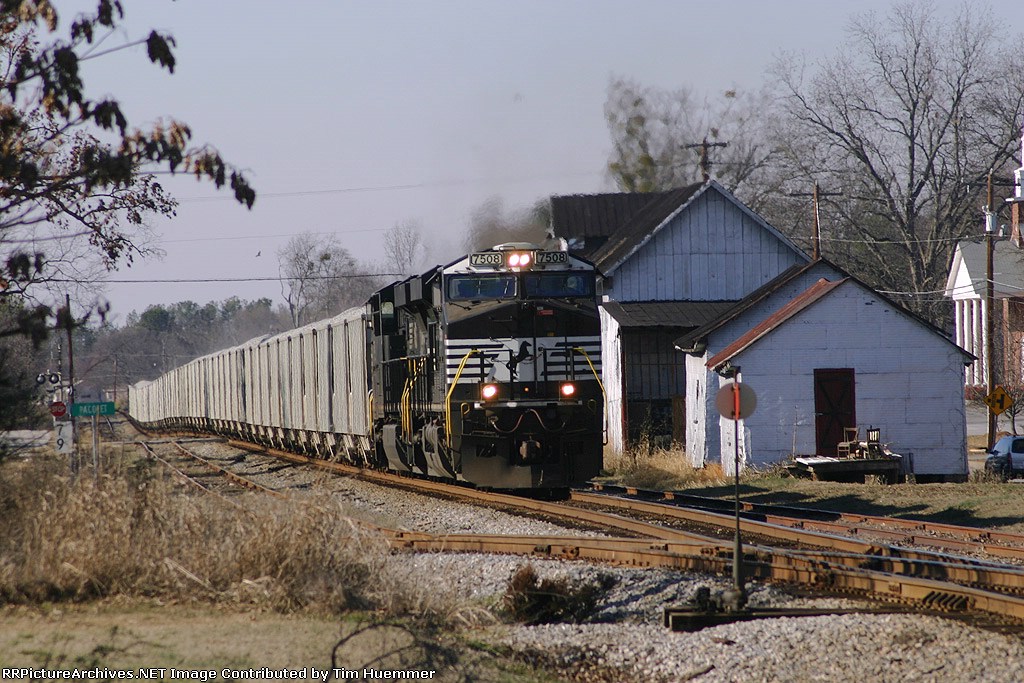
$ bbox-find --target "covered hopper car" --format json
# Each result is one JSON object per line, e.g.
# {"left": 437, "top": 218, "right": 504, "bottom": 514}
{"left": 129, "top": 243, "right": 604, "bottom": 491}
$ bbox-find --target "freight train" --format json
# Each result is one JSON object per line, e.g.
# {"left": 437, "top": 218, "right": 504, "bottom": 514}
{"left": 129, "top": 243, "right": 604, "bottom": 491}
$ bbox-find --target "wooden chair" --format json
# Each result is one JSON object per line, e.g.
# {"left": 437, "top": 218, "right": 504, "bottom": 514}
{"left": 837, "top": 427, "right": 859, "bottom": 458}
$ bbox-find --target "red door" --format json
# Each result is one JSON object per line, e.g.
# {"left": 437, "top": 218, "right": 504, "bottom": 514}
{"left": 814, "top": 369, "right": 856, "bottom": 456}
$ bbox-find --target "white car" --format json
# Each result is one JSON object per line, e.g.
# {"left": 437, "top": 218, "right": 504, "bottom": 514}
{"left": 984, "top": 435, "right": 1024, "bottom": 479}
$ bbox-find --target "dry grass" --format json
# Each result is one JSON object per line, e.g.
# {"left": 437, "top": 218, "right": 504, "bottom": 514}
{"left": 0, "top": 454, "right": 482, "bottom": 626}
{"left": 599, "top": 444, "right": 727, "bottom": 490}
{"left": 501, "top": 563, "right": 612, "bottom": 625}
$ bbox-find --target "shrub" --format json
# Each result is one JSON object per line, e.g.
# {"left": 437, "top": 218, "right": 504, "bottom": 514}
{"left": 0, "top": 455, "right": 393, "bottom": 616}
{"left": 501, "top": 564, "right": 611, "bottom": 625}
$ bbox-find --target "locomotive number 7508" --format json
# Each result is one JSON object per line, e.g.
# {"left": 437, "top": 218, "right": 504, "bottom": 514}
{"left": 536, "top": 251, "right": 568, "bottom": 264}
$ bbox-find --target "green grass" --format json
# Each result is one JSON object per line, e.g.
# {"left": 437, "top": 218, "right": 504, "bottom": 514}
{"left": 599, "top": 446, "right": 1024, "bottom": 532}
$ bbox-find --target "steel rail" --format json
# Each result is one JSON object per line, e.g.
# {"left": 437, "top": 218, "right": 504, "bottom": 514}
{"left": 590, "top": 483, "right": 1024, "bottom": 561}
{"left": 227, "top": 439, "right": 1024, "bottom": 595}
{"left": 572, "top": 490, "right": 1024, "bottom": 573}
{"left": 139, "top": 440, "right": 283, "bottom": 505}
{"left": 382, "top": 528, "right": 1024, "bottom": 621}
{"left": 154, "top": 435, "right": 1024, "bottom": 623}
{"left": 170, "top": 440, "right": 284, "bottom": 498}
{"left": 223, "top": 439, "right": 1024, "bottom": 589}
{"left": 226, "top": 440, "right": 712, "bottom": 542}
{"left": 139, "top": 441, "right": 223, "bottom": 499}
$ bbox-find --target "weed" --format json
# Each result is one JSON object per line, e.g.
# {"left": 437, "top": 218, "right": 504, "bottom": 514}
{"left": 600, "top": 445, "right": 727, "bottom": 490}
{"left": 501, "top": 564, "right": 611, "bottom": 625}
{"left": 0, "top": 452, "right": 458, "bottom": 624}
{"left": 969, "top": 468, "right": 1007, "bottom": 484}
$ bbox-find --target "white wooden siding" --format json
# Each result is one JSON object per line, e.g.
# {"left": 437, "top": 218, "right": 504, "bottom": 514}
{"left": 684, "top": 353, "right": 712, "bottom": 467}
{"left": 600, "top": 306, "right": 624, "bottom": 454}
{"left": 684, "top": 264, "right": 842, "bottom": 468}
{"left": 607, "top": 189, "right": 807, "bottom": 302}
{"left": 701, "top": 283, "right": 967, "bottom": 476}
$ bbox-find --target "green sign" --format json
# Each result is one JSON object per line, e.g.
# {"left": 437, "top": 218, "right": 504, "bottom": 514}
{"left": 71, "top": 401, "right": 115, "bottom": 417}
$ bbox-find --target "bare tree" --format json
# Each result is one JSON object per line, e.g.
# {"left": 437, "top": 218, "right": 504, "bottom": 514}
{"left": 0, "top": 2, "right": 253, "bottom": 429}
{"left": 604, "top": 77, "right": 780, "bottom": 199}
{"left": 278, "top": 232, "right": 383, "bottom": 327}
{"left": 383, "top": 220, "right": 426, "bottom": 276}
{"left": 766, "top": 1, "right": 1024, "bottom": 322}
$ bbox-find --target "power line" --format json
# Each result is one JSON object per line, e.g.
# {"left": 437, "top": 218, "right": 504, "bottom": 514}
{"left": 877, "top": 277, "right": 1024, "bottom": 297}
{"left": 176, "top": 170, "right": 604, "bottom": 204}
{"left": 51, "top": 273, "right": 405, "bottom": 284}
{"left": 179, "top": 183, "right": 427, "bottom": 203}
{"left": 161, "top": 227, "right": 386, "bottom": 244}
{"left": 819, "top": 234, "right": 976, "bottom": 244}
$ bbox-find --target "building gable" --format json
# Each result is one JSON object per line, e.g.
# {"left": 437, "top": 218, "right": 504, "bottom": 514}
{"left": 675, "top": 259, "right": 845, "bottom": 352}
{"left": 945, "top": 238, "right": 1024, "bottom": 300}
{"left": 549, "top": 190, "right": 677, "bottom": 261}
{"left": 707, "top": 277, "right": 974, "bottom": 370}
{"left": 606, "top": 183, "right": 809, "bottom": 302}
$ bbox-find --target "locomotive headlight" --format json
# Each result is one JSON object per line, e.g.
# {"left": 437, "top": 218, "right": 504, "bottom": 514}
{"left": 481, "top": 383, "right": 500, "bottom": 400}
{"left": 559, "top": 382, "right": 577, "bottom": 399}
{"left": 506, "top": 251, "right": 533, "bottom": 268}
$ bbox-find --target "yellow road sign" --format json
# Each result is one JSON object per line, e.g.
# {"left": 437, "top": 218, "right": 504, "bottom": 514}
{"left": 984, "top": 385, "right": 1013, "bottom": 415}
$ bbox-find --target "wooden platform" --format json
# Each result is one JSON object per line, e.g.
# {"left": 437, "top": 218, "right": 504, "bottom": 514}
{"left": 787, "top": 456, "right": 904, "bottom": 484}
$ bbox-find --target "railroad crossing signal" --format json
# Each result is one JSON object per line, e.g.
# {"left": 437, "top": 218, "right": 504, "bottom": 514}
{"left": 984, "top": 385, "right": 1013, "bottom": 416}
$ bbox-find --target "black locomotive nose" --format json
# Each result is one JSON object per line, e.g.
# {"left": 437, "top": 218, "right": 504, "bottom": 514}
{"left": 518, "top": 437, "right": 542, "bottom": 463}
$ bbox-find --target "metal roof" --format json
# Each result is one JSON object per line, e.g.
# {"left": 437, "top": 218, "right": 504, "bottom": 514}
{"left": 706, "top": 278, "right": 846, "bottom": 371}
{"left": 549, "top": 185, "right": 701, "bottom": 263}
{"left": 551, "top": 181, "right": 808, "bottom": 276}
{"left": 674, "top": 261, "right": 823, "bottom": 351}
{"left": 586, "top": 184, "right": 704, "bottom": 272}
{"left": 602, "top": 300, "right": 739, "bottom": 329}
{"left": 945, "top": 238, "right": 1024, "bottom": 299}
{"left": 704, "top": 273, "right": 975, "bottom": 372}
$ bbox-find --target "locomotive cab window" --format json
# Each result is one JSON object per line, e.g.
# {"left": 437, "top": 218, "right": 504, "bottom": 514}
{"left": 524, "top": 272, "right": 594, "bottom": 298}
{"left": 447, "top": 274, "right": 517, "bottom": 301}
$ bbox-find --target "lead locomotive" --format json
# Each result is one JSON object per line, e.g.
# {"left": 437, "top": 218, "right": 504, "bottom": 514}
{"left": 129, "top": 243, "right": 604, "bottom": 492}
{"left": 371, "top": 243, "right": 604, "bottom": 489}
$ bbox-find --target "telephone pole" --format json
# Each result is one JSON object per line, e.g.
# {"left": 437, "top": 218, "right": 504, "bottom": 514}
{"left": 64, "top": 293, "right": 75, "bottom": 405}
{"left": 788, "top": 182, "right": 841, "bottom": 259}
{"left": 683, "top": 137, "right": 728, "bottom": 182}
{"left": 986, "top": 172, "right": 997, "bottom": 449}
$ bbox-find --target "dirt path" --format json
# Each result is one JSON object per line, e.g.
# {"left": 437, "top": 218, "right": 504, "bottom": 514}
{"left": 0, "top": 602, "right": 547, "bottom": 682}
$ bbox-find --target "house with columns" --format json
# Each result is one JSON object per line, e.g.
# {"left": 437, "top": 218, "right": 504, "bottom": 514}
{"left": 945, "top": 133, "right": 1024, "bottom": 388}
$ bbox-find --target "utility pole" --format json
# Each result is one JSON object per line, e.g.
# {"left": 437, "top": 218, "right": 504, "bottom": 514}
{"left": 683, "top": 136, "right": 728, "bottom": 182}
{"left": 788, "top": 182, "right": 842, "bottom": 259}
{"left": 986, "top": 172, "right": 997, "bottom": 449}
{"left": 64, "top": 293, "right": 77, "bottom": 470}
{"left": 65, "top": 293, "right": 75, "bottom": 404}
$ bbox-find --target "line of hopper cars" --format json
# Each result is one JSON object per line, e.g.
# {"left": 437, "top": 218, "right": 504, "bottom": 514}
{"left": 129, "top": 243, "right": 605, "bottom": 492}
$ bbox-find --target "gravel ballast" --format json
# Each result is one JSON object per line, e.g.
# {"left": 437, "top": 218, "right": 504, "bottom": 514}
{"left": 160, "top": 435, "right": 1024, "bottom": 682}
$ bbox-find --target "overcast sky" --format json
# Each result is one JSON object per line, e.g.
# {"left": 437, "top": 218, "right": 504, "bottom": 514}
{"left": 61, "top": 0, "right": 1020, "bottom": 322}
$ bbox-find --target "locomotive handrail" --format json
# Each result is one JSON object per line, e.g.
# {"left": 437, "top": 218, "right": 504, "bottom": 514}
{"left": 571, "top": 346, "right": 606, "bottom": 402}
{"left": 573, "top": 346, "right": 608, "bottom": 443}
{"left": 367, "top": 390, "right": 373, "bottom": 434}
{"left": 400, "top": 362, "right": 412, "bottom": 443}
{"left": 400, "top": 357, "right": 425, "bottom": 443}
{"left": 445, "top": 348, "right": 481, "bottom": 449}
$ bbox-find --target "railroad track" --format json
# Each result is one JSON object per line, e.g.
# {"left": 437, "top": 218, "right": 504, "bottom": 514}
{"left": 123, "top": 431, "right": 1024, "bottom": 627}
{"left": 139, "top": 438, "right": 284, "bottom": 501}
{"left": 584, "top": 483, "right": 1024, "bottom": 562}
